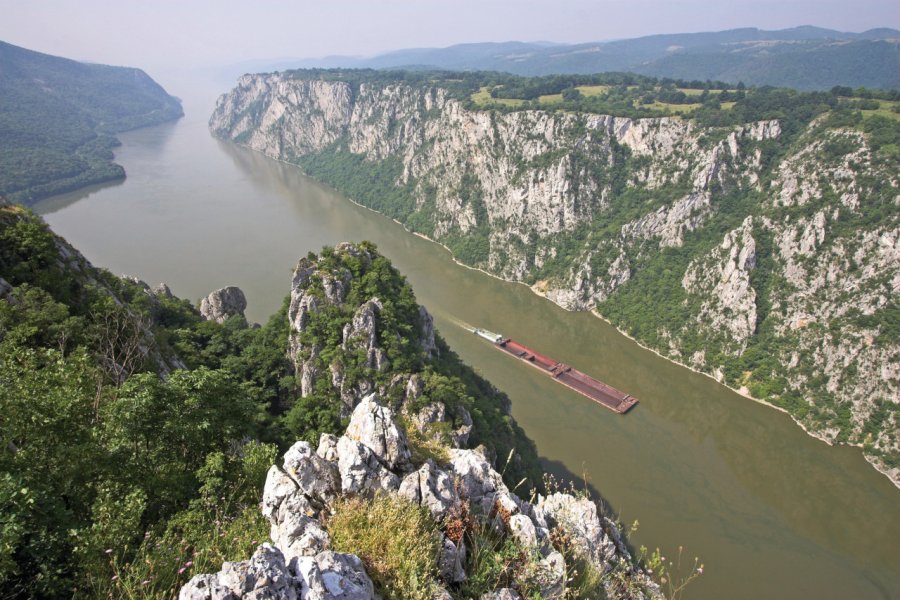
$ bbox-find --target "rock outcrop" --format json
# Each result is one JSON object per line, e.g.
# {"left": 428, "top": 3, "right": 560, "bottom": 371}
{"left": 200, "top": 286, "right": 247, "bottom": 323}
{"left": 181, "top": 395, "right": 660, "bottom": 599}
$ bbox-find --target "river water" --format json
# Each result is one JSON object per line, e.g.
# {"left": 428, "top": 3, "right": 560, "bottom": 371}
{"left": 35, "top": 78, "right": 900, "bottom": 600}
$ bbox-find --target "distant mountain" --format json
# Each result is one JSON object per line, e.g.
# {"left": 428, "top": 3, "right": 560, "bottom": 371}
{"left": 0, "top": 41, "right": 183, "bottom": 204}
{"left": 289, "top": 26, "right": 900, "bottom": 90}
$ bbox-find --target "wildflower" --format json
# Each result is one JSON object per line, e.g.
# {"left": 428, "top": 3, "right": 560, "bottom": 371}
{"left": 251, "top": 540, "right": 258, "bottom": 545}
{"left": 144, "top": 531, "right": 151, "bottom": 538}
{"left": 661, "top": 577, "right": 667, "bottom": 584}
{"left": 111, "top": 575, "right": 118, "bottom": 582}
{"left": 178, "top": 567, "right": 187, "bottom": 575}
{"left": 141, "top": 579, "right": 151, "bottom": 586}
{"left": 697, "top": 566, "right": 704, "bottom": 574}
{"left": 184, "top": 560, "right": 193, "bottom": 568}
{"left": 104, "top": 548, "right": 113, "bottom": 554}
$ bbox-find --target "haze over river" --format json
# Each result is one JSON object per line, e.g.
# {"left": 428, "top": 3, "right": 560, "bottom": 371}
{"left": 35, "top": 76, "right": 900, "bottom": 600}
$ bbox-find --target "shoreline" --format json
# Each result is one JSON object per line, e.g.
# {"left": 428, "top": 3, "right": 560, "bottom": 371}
{"left": 229, "top": 139, "right": 900, "bottom": 491}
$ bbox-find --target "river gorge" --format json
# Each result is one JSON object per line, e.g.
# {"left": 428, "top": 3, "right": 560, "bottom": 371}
{"left": 34, "top": 77, "right": 900, "bottom": 600}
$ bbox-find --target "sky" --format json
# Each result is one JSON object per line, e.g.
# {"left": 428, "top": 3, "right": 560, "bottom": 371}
{"left": 1, "top": 0, "right": 897, "bottom": 74}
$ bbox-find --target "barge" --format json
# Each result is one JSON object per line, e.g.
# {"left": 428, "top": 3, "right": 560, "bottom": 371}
{"left": 473, "top": 328, "right": 638, "bottom": 414}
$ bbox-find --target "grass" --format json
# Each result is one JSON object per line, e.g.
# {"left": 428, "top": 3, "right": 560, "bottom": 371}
{"left": 575, "top": 85, "right": 611, "bottom": 97}
{"left": 861, "top": 100, "right": 900, "bottom": 121}
{"left": 327, "top": 495, "right": 442, "bottom": 600}
{"left": 79, "top": 505, "right": 269, "bottom": 599}
{"left": 471, "top": 87, "right": 526, "bottom": 108}
{"left": 642, "top": 101, "right": 700, "bottom": 114}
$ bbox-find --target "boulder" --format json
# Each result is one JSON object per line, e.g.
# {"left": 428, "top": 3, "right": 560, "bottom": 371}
{"left": 317, "top": 433, "right": 340, "bottom": 462}
{"left": 345, "top": 394, "right": 411, "bottom": 471}
{"left": 293, "top": 551, "right": 377, "bottom": 600}
{"left": 438, "top": 535, "right": 467, "bottom": 584}
{"left": 534, "top": 551, "right": 566, "bottom": 600}
{"left": 536, "top": 493, "right": 616, "bottom": 570}
{"left": 398, "top": 460, "right": 458, "bottom": 521}
{"left": 200, "top": 286, "right": 247, "bottom": 323}
{"left": 508, "top": 513, "right": 538, "bottom": 549}
{"left": 180, "top": 544, "right": 297, "bottom": 600}
{"left": 282, "top": 441, "right": 340, "bottom": 504}
{"left": 336, "top": 435, "right": 400, "bottom": 496}
{"left": 447, "top": 448, "right": 508, "bottom": 515}
{"left": 451, "top": 406, "right": 473, "bottom": 448}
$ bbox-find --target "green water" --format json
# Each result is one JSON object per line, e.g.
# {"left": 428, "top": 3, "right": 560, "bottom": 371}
{"left": 35, "top": 80, "right": 900, "bottom": 600}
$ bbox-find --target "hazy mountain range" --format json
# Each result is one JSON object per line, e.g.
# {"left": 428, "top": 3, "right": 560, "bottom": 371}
{"left": 244, "top": 26, "right": 899, "bottom": 90}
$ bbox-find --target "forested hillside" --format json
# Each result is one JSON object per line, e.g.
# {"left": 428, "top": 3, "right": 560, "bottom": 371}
{"left": 0, "top": 205, "right": 561, "bottom": 597}
{"left": 211, "top": 69, "right": 900, "bottom": 485}
{"left": 0, "top": 41, "right": 182, "bottom": 204}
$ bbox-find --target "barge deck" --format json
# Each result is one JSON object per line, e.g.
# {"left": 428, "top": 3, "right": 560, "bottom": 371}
{"left": 473, "top": 328, "right": 637, "bottom": 414}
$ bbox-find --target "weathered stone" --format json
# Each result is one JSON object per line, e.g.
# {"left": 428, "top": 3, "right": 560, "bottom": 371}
{"left": 345, "top": 394, "right": 411, "bottom": 471}
{"left": 438, "top": 535, "right": 466, "bottom": 584}
{"left": 282, "top": 441, "right": 340, "bottom": 504}
{"left": 398, "top": 460, "right": 458, "bottom": 521}
{"left": 479, "top": 589, "right": 521, "bottom": 600}
{"left": 317, "top": 433, "right": 340, "bottom": 462}
{"left": 293, "top": 551, "right": 377, "bottom": 600}
{"left": 418, "top": 305, "right": 439, "bottom": 358}
{"left": 181, "top": 544, "right": 297, "bottom": 600}
{"left": 447, "top": 448, "right": 507, "bottom": 515}
{"left": 508, "top": 513, "right": 538, "bottom": 548}
{"left": 152, "top": 282, "right": 174, "bottom": 298}
{"left": 534, "top": 551, "right": 566, "bottom": 600}
{"left": 336, "top": 435, "right": 400, "bottom": 496}
{"left": 537, "top": 493, "right": 616, "bottom": 570}
{"left": 451, "top": 406, "right": 473, "bottom": 448}
{"left": 199, "top": 286, "right": 247, "bottom": 323}
{"left": 179, "top": 574, "right": 236, "bottom": 600}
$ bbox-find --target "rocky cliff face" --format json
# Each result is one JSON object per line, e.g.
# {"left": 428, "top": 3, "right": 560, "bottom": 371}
{"left": 210, "top": 74, "right": 899, "bottom": 485}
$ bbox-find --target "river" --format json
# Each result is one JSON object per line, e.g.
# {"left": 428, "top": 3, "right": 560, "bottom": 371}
{"left": 35, "top": 76, "right": 900, "bottom": 600}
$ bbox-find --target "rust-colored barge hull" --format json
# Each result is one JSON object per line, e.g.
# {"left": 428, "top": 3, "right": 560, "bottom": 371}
{"left": 474, "top": 329, "right": 637, "bottom": 414}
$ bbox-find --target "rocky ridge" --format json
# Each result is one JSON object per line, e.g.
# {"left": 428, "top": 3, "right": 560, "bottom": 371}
{"left": 182, "top": 393, "right": 659, "bottom": 600}
{"left": 181, "top": 243, "right": 659, "bottom": 599}
{"left": 210, "top": 74, "right": 899, "bottom": 484}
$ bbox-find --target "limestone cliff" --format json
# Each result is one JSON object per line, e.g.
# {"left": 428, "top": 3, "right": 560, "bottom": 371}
{"left": 210, "top": 73, "right": 899, "bottom": 484}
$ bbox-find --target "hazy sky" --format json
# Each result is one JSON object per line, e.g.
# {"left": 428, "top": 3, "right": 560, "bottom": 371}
{"left": 1, "top": 0, "right": 897, "bottom": 73}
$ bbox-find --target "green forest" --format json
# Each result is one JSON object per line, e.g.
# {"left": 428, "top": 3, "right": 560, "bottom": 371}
{"left": 0, "top": 204, "right": 540, "bottom": 598}
{"left": 0, "top": 41, "right": 183, "bottom": 205}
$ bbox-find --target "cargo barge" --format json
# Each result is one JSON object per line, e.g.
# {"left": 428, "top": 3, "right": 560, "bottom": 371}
{"left": 473, "top": 328, "right": 638, "bottom": 414}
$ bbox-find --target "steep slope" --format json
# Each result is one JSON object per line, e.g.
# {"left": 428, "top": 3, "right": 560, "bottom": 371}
{"left": 291, "top": 27, "right": 900, "bottom": 90}
{"left": 179, "top": 243, "right": 661, "bottom": 600}
{"left": 210, "top": 71, "right": 899, "bottom": 485}
{"left": 10, "top": 206, "right": 638, "bottom": 597}
{"left": 0, "top": 40, "right": 183, "bottom": 204}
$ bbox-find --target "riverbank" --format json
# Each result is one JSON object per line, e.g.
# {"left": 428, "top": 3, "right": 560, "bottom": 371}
{"left": 276, "top": 158, "right": 900, "bottom": 491}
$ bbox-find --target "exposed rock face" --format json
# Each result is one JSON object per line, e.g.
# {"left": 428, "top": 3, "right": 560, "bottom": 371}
{"left": 682, "top": 216, "right": 758, "bottom": 353}
{"left": 537, "top": 493, "right": 618, "bottom": 567}
{"left": 200, "top": 286, "right": 247, "bottom": 323}
{"left": 185, "top": 388, "right": 660, "bottom": 600}
{"left": 345, "top": 394, "right": 411, "bottom": 471}
{"left": 212, "top": 75, "right": 899, "bottom": 483}
{"left": 398, "top": 459, "right": 459, "bottom": 521}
